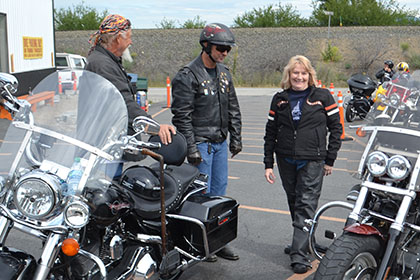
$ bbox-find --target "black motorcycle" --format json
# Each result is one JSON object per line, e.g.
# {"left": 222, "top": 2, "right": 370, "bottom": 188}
{"left": 0, "top": 70, "right": 238, "bottom": 280}
{"left": 345, "top": 73, "right": 377, "bottom": 122}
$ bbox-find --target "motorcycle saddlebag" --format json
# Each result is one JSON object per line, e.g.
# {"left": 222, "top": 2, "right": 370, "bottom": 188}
{"left": 170, "top": 195, "right": 239, "bottom": 255}
{"left": 347, "top": 73, "right": 377, "bottom": 97}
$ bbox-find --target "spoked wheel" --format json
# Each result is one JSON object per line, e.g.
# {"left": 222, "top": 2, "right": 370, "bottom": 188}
{"left": 314, "top": 233, "right": 382, "bottom": 280}
{"left": 345, "top": 104, "right": 357, "bottom": 122}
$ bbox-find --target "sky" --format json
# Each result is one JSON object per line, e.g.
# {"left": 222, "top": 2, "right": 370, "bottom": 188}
{"left": 53, "top": 0, "right": 420, "bottom": 29}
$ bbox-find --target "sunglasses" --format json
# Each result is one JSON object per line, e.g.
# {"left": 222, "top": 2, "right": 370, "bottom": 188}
{"left": 215, "top": 45, "right": 232, "bottom": 53}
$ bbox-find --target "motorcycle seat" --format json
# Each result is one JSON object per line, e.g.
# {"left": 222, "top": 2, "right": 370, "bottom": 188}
{"left": 120, "top": 163, "right": 200, "bottom": 219}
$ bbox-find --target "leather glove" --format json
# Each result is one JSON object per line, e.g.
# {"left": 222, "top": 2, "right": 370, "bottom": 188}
{"left": 187, "top": 151, "right": 202, "bottom": 166}
{"left": 230, "top": 143, "right": 242, "bottom": 158}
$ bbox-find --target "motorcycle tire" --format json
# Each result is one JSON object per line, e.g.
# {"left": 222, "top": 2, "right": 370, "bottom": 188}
{"left": 345, "top": 105, "right": 357, "bottom": 122}
{"left": 313, "top": 233, "right": 382, "bottom": 280}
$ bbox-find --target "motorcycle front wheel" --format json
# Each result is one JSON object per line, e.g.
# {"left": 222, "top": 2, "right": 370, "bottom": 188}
{"left": 345, "top": 104, "right": 357, "bottom": 122}
{"left": 314, "top": 233, "right": 382, "bottom": 280}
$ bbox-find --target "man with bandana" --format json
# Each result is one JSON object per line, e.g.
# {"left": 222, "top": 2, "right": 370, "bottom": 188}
{"left": 171, "top": 23, "right": 242, "bottom": 262}
{"left": 86, "top": 14, "right": 175, "bottom": 144}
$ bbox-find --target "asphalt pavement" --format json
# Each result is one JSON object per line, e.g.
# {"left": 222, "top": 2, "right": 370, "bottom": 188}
{"left": 147, "top": 88, "right": 359, "bottom": 280}
{"left": 2, "top": 87, "right": 359, "bottom": 280}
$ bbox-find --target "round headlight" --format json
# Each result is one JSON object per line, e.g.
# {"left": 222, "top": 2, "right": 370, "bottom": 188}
{"left": 64, "top": 201, "right": 90, "bottom": 228}
{"left": 389, "top": 93, "right": 401, "bottom": 107}
{"left": 387, "top": 155, "right": 411, "bottom": 180}
{"left": 14, "top": 174, "right": 60, "bottom": 219}
{"left": 367, "top": 151, "right": 388, "bottom": 176}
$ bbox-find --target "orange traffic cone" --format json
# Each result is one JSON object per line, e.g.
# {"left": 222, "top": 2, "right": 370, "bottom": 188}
{"left": 58, "top": 76, "right": 63, "bottom": 94}
{"left": 337, "top": 91, "right": 353, "bottom": 141}
{"left": 330, "top": 83, "right": 335, "bottom": 96}
{"left": 166, "top": 76, "right": 171, "bottom": 108}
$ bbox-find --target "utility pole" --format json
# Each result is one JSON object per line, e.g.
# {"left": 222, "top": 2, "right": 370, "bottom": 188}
{"left": 323, "top": 11, "right": 334, "bottom": 40}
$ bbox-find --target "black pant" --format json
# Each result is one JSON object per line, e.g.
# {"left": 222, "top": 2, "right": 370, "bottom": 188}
{"left": 277, "top": 158, "right": 324, "bottom": 266}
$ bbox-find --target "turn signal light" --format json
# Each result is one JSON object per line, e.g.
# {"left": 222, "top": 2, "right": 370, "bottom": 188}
{"left": 62, "top": 238, "right": 80, "bottom": 256}
{"left": 356, "top": 127, "right": 366, "bottom": 137}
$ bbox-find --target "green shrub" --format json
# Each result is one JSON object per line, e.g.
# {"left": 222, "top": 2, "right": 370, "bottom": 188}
{"left": 321, "top": 43, "right": 342, "bottom": 62}
{"left": 315, "top": 62, "right": 344, "bottom": 86}
{"left": 400, "top": 42, "right": 410, "bottom": 52}
{"left": 408, "top": 54, "right": 420, "bottom": 70}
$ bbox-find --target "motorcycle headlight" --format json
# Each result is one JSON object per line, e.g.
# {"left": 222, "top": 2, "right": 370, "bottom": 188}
{"left": 367, "top": 151, "right": 388, "bottom": 177}
{"left": 64, "top": 201, "right": 90, "bottom": 228}
{"left": 387, "top": 155, "right": 411, "bottom": 180}
{"left": 389, "top": 93, "right": 401, "bottom": 107}
{"left": 14, "top": 172, "right": 62, "bottom": 219}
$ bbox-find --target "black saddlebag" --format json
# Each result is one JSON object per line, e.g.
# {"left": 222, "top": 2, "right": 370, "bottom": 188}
{"left": 169, "top": 195, "right": 239, "bottom": 255}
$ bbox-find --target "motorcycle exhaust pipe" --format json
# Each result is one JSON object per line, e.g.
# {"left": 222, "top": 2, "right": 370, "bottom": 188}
{"left": 136, "top": 233, "right": 162, "bottom": 244}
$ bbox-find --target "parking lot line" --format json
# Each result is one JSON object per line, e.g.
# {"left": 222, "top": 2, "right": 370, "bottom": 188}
{"left": 240, "top": 204, "right": 346, "bottom": 223}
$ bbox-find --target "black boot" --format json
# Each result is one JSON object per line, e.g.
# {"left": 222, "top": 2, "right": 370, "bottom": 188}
{"left": 216, "top": 245, "right": 239, "bottom": 260}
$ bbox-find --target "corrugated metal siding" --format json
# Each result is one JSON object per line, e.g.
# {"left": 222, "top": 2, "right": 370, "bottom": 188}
{"left": 0, "top": 0, "right": 54, "bottom": 73}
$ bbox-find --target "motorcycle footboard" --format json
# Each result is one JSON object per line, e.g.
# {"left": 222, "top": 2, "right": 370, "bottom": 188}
{"left": 168, "top": 195, "right": 238, "bottom": 257}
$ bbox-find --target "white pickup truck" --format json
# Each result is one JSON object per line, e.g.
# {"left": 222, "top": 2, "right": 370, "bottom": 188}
{"left": 55, "top": 53, "right": 87, "bottom": 92}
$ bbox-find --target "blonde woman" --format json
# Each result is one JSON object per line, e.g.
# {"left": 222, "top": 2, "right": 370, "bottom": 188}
{"left": 263, "top": 55, "right": 342, "bottom": 274}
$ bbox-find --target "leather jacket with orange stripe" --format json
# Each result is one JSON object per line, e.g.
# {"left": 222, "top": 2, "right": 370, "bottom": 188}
{"left": 263, "top": 86, "right": 342, "bottom": 169}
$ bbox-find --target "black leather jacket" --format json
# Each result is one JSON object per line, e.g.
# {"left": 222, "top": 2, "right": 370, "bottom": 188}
{"left": 171, "top": 54, "right": 242, "bottom": 155}
{"left": 264, "top": 86, "right": 342, "bottom": 168}
{"left": 376, "top": 68, "right": 395, "bottom": 84}
{"left": 86, "top": 45, "right": 149, "bottom": 135}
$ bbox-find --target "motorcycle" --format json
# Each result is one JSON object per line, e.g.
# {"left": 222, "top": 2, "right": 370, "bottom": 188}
{"left": 345, "top": 73, "right": 377, "bottom": 122}
{"left": 0, "top": 70, "right": 239, "bottom": 280}
{"left": 373, "top": 75, "right": 420, "bottom": 126}
{"left": 307, "top": 71, "right": 420, "bottom": 279}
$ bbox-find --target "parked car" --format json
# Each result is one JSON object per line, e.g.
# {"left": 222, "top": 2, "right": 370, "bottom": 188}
{"left": 56, "top": 53, "right": 87, "bottom": 70}
{"left": 55, "top": 53, "right": 87, "bottom": 92}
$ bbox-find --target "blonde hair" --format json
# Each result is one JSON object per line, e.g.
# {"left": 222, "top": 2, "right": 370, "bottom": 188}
{"left": 280, "top": 55, "right": 317, "bottom": 90}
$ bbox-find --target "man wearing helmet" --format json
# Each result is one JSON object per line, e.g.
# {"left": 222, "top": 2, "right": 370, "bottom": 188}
{"left": 375, "top": 60, "right": 395, "bottom": 84}
{"left": 171, "top": 23, "right": 242, "bottom": 261}
{"left": 392, "top": 62, "right": 411, "bottom": 86}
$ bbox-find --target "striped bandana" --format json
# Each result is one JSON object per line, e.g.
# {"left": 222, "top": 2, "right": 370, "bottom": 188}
{"left": 89, "top": 14, "right": 131, "bottom": 46}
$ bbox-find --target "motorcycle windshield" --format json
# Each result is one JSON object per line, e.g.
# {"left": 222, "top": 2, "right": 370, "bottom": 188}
{"left": 348, "top": 70, "right": 420, "bottom": 183}
{"left": 0, "top": 70, "right": 128, "bottom": 181}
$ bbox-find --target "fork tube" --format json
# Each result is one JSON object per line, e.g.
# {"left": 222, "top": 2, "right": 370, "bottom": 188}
{"left": 33, "top": 233, "right": 63, "bottom": 280}
{"left": 375, "top": 228, "right": 401, "bottom": 280}
{"left": 0, "top": 216, "right": 12, "bottom": 245}
{"left": 375, "top": 195, "right": 413, "bottom": 280}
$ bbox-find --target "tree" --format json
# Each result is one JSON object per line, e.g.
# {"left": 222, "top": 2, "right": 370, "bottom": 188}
{"left": 54, "top": 1, "right": 108, "bottom": 31}
{"left": 157, "top": 16, "right": 206, "bottom": 29}
{"left": 182, "top": 16, "right": 206, "bottom": 29}
{"left": 311, "top": 0, "right": 420, "bottom": 26}
{"left": 233, "top": 2, "right": 309, "bottom": 27}
{"left": 156, "top": 17, "right": 178, "bottom": 29}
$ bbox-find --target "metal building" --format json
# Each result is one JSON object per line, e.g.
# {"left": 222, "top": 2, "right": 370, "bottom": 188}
{"left": 0, "top": 0, "right": 55, "bottom": 95}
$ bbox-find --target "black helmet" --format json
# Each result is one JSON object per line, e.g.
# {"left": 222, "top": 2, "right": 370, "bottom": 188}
{"left": 199, "top": 23, "right": 235, "bottom": 48}
{"left": 384, "top": 60, "right": 394, "bottom": 69}
{"left": 120, "top": 166, "right": 161, "bottom": 201}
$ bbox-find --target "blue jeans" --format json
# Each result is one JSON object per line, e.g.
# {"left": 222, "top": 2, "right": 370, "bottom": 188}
{"left": 196, "top": 140, "right": 228, "bottom": 196}
{"left": 105, "top": 161, "right": 124, "bottom": 180}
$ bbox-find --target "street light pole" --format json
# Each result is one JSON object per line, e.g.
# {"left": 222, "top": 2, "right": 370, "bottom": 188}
{"left": 323, "top": 11, "right": 334, "bottom": 40}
